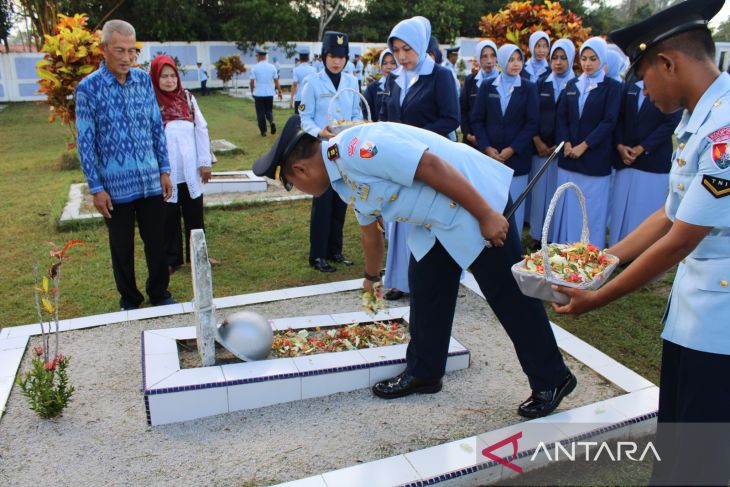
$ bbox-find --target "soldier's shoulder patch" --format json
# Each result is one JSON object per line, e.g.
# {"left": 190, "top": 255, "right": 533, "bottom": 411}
{"left": 711, "top": 142, "right": 730, "bottom": 170}
{"left": 702, "top": 175, "right": 730, "bottom": 198}
{"left": 327, "top": 144, "right": 339, "bottom": 161}
{"left": 707, "top": 126, "right": 730, "bottom": 143}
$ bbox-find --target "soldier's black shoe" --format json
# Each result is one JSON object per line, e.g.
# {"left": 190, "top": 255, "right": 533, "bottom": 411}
{"left": 372, "top": 371, "right": 442, "bottom": 399}
{"left": 327, "top": 253, "right": 353, "bottom": 266}
{"left": 517, "top": 371, "right": 577, "bottom": 418}
{"left": 270, "top": 123, "right": 276, "bottom": 135}
{"left": 309, "top": 257, "right": 336, "bottom": 273}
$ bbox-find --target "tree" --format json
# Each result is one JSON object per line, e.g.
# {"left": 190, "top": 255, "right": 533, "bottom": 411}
{"left": 714, "top": 19, "right": 730, "bottom": 42}
{"left": 17, "top": 0, "right": 60, "bottom": 50}
{"left": 0, "top": 0, "right": 12, "bottom": 52}
{"left": 223, "top": 0, "right": 311, "bottom": 49}
{"left": 313, "top": 0, "right": 349, "bottom": 41}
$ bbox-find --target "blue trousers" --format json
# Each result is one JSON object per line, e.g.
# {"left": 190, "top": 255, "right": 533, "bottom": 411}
{"left": 309, "top": 186, "right": 346, "bottom": 260}
{"left": 405, "top": 213, "right": 569, "bottom": 391}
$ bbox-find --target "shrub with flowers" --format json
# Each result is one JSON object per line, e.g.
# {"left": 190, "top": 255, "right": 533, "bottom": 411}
{"left": 479, "top": 1, "right": 591, "bottom": 59}
{"left": 17, "top": 240, "right": 83, "bottom": 419}
{"left": 214, "top": 54, "right": 246, "bottom": 87}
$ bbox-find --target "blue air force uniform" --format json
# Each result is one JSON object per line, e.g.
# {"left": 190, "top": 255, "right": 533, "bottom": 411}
{"left": 607, "top": 1, "right": 730, "bottom": 483}
{"left": 322, "top": 122, "right": 570, "bottom": 388}
{"left": 299, "top": 31, "right": 362, "bottom": 269}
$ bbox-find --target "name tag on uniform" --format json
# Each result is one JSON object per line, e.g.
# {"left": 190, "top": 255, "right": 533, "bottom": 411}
{"left": 321, "top": 93, "right": 334, "bottom": 98}
{"left": 489, "top": 93, "right": 500, "bottom": 99}
{"left": 540, "top": 93, "right": 551, "bottom": 97}
{"left": 628, "top": 91, "right": 639, "bottom": 96}
{"left": 470, "top": 93, "right": 477, "bottom": 98}
{"left": 566, "top": 91, "right": 577, "bottom": 96}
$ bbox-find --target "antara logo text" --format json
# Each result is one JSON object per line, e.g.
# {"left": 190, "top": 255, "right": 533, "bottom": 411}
{"left": 481, "top": 432, "right": 661, "bottom": 474}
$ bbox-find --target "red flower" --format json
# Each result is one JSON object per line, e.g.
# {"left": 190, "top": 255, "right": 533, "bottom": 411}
{"left": 44, "top": 360, "right": 56, "bottom": 371}
{"left": 34, "top": 346, "right": 44, "bottom": 357}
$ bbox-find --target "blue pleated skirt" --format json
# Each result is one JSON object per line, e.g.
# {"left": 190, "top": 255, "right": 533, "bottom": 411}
{"left": 550, "top": 168, "right": 610, "bottom": 248}
{"left": 608, "top": 168, "right": 669, "bottom": 247}
{"left": 528, "top": 155, "right": 560, "bottom": 241}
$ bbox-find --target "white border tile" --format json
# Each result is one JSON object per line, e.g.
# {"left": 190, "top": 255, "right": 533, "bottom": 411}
{"left": 322, "top": 454, "right": 421, "bottom": 487}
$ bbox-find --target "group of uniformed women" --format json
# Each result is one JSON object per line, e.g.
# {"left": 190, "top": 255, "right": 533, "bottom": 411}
{"left": 299, "top": 18, "right": 679, "bottom": 302}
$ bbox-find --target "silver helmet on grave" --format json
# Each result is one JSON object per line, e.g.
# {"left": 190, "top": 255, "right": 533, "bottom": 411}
{"left": 216, "top": 311, "right": 274, "bottom": 361}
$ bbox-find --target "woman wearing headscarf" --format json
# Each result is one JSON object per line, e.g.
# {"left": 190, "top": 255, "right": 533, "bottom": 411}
{"left": 609, "top": 79, "right": 681, "bottom": 246}
{"left": 150, "top": 55, "right": 214, "bottom": 272}
{"left": 299, "top": 31, "right": 362, "bottom": 272}
{"left": 552, "top": 37, "right": 622, "bottom": 247}
{"left": 379, "top": 16, "right": 460, "bottom": 301}
{"left": 522, "top": 31, "right": 551, "bottom": 83}
{"left": 470, "top": 44, "right": 539, "bottom": 236}
{"left": 528, "top": 38, "right": 576, "bottom": 247}
{"left": 461, "top": 39, "right": 498, "bottom": 149}
{"left": 604, "top": 48, "right": 628, "bottom": 82}
{"left": 363, "top": 49, "right": 395, "bottom": 122}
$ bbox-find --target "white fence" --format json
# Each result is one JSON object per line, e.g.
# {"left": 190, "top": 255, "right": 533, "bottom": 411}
{"left": 3, "top": 39, "right": 729, "bottom": 103}
{"left": 0, "top": 40, "right": 392, "bottom": 102}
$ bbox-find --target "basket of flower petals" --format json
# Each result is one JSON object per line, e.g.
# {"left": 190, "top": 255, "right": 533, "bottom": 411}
{"left": 511, "top": 182, "right": 620, "bottom": 304}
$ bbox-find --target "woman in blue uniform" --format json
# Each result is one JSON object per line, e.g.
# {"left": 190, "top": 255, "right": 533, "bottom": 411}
{"left": 363, "top": 49, "right": 395, "bottom": 122}
{"left": 470, "top": 44, "right": 539, "bottom": 236}
{"left": 523, "top": 31, "right": 551, "bottom": 83}
{"left": 609, "top": 80, "right": 681, "bottom": 246}
{"left": 528, "top": 39, "right": 576, "bottom": 247}
{"left": 461, "top": 39, "right": 498, "bottom": 149}
{"left": 552, "top": 37, "right": 621, "bottom": 247}
{"left": 379, "top": 16, "right": 460, "bottom": 300}
{"left": 299, "top": 31, "right": 362, "bottom": 272}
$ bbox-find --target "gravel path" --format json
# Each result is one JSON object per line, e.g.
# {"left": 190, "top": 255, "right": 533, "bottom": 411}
{"left": 0, "top": 287, "right": 620, "bottom": 486}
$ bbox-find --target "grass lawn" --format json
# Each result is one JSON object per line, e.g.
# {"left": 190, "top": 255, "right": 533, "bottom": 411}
{"left": 0, "top": 90, "right": 669, "bottom": 388}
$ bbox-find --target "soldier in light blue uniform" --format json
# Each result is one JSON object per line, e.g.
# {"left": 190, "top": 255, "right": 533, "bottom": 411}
{"left": 253, "top": 115, "right": 577, "bottom": 419}
{"left": 290, "top": 47, "right": 316, "bottom": 114}
{"left": 555, "top": 0, "right": 730, "bottom": 483}
{"left": 299, "top": 31, "right": 362, "bottom": 272}
{"left": 249, "top": 48, "right": 282, "bottom": 137}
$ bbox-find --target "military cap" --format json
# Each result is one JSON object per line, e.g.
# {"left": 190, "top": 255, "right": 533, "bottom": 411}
{"left": 445, "top": 46, "right": 460, "bottom": 54}
{"left": 296, "top": 46, "right": 310, "bottom": 55}
{"left": 609, "top": 0, "right": 723, "bottom": 77}
{"left": 255, "top": 48, "right": 267, "bottom": 56}
{"left": 253, "top": 115, "right": 313, "bottom": 190}
{"left": 322, "top": 31, "right": 349, "bottom": 58}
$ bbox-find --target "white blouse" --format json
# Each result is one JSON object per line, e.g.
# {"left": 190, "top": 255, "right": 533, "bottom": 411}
{"left": 164, "top": 94, "right": 212, "bottom": 203}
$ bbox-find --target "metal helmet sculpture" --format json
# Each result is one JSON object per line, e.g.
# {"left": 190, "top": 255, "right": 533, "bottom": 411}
{"left": 216, "top": 311, "right": 274, "bottom": 361}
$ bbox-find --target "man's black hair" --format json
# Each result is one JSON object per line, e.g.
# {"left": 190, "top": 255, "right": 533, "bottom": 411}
{"left": 646, "top": 27, "right": 715, "bottom": 64}
{"left": 281, "top": 134, "right": 321, "bottom": 180}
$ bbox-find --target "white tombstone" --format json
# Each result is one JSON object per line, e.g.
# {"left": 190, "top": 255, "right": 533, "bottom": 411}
{"left": 190, "top": 229, "right": 217, "bottom": 366}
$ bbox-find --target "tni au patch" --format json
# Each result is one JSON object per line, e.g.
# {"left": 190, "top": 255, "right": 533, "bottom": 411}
{"left": 702, "top": 175, "right": 730, "bottom": 198}
{"left": 711, "top": 143, "right": 730, "bottom": 170}
{"left": 327, "top": 144, "right": 340, "bottom": 161}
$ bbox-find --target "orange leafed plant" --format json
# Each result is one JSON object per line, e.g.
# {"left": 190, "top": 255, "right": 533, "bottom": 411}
{"left": 214, "top": 55, "right": 246, "bottom": 86}
{"left": 36, "top": 14, "right": 102, "bottom": 149}
{"left": 362, "top": 46, "right": 386, "bottom": 83}
{"left": 479, "top": 1, "right": 591, "bottom": 60}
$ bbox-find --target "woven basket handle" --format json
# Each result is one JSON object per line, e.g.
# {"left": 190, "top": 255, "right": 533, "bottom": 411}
{"left": 327, "top": 87, "right": 371, "bottom": 125}
{"left": 541, "top": 182, "right": 589, "bottom": 283}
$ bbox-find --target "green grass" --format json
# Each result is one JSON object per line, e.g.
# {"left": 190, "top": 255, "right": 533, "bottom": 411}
{"left": 0, "top": 92, "right": 669, "bottom": 387}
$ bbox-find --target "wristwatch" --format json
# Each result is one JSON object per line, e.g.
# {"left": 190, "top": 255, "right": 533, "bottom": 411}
{"left": 364, "top": 272, "right": 381, "bottom": 283}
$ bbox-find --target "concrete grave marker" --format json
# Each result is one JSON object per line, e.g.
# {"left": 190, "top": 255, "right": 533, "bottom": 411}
{"left": 210, "top": 139, "right": 238, "bottom": 153}
{"left": 190, "top": 229, "right": 216, "bottom": 366}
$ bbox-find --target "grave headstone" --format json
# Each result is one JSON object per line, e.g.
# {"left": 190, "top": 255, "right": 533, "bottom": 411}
{"left": 190, "top": 229, "right": 216, "bottom": 366}
{"left": 210, "top": 139, "right": 238, "bottom": 153}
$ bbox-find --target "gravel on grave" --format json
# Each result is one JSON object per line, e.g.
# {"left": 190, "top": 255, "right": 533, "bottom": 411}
{"left": 0, "top": 287, "right": 621, "bottom": 487}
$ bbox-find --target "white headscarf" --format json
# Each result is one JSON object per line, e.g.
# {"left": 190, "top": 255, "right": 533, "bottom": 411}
{"left": 524, "top": 31, "right": 550, "bottom": 82}
{"left": 388, "top": 16, "right": 436, "bottom": 104}
{"left": 577, "top": 37, "right": 607, "bottom": 115}
{"left": 494, "top": 44, "right": 523, "bottom": 114}
{"left": 474, "top": 39, "right": 498, "bottom": 88}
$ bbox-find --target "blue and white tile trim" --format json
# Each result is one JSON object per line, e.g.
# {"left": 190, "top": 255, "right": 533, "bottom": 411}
{"left": 141, "top": 307, "right": 471, "bottom": 425}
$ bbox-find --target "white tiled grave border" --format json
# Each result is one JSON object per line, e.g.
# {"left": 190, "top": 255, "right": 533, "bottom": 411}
{"left": 203, "top": 170, "right": 267, "bottom": 195}
{"left": 142, "top": 307, "right": 471, "bottom": 426}
{"left": 59, "top": 181, "right": 311, "bottom": 223}
{"left": 0, "top": 276, "right": 659, "bottom": 486}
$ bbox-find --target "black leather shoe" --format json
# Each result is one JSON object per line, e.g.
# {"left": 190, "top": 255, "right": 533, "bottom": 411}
{"left": 518, "top": 372, "right": 577, "bottom": 418}
{"left": 372, "top": 371, "right": 442, "bottom": 399}
{"left": 309, "top": 258, "right": 336, "bottom": 273}
{"left": 384, "top": 289, "right": 406, "bottom": 300}
{"left": 328, "top": 253, "right": 353, "bottom": 266}
{"left": 270, "top": 123, "right": 276, "bottom": 135}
